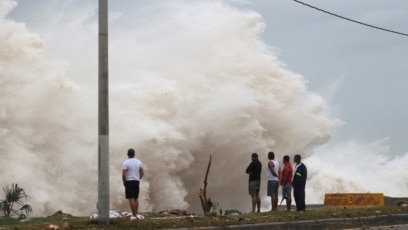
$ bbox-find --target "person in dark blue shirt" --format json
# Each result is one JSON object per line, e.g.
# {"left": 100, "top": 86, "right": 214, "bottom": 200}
{"left": 292, "top": 154, "right": 307, "bottom": 212}
{"left": 246, "top": 153, "right": 262, "bottom": 212}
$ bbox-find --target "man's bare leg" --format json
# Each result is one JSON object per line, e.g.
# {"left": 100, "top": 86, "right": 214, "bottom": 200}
{"left": 272, "top": 196, "right": 278, "bottom": 211}
{"left": 256, "top": 195, "right": 261, "bottom": 212}
{"left": 286, "top": 198, "right": 292, "bottom": 211}
{"left": 129, "top": 198, "right": 139, "bottom": 216}
{"left": 251, "top": 195, "right": 257, "bottom": 212}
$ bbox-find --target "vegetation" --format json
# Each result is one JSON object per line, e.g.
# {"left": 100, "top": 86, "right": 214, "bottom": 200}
{"left": 0, "top": 183, "right": 32, "bottom": 219}
{"left": 0, "top": 183, "right": 406, "bottom": 229}
{"left": 0, "top": 205, "right": 406, "bottom": 230}
{"left": 198, "top": 155, "right": 213, "bottom": 215}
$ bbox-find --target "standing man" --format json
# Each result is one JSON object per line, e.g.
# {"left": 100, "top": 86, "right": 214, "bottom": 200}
{"left": 266, "top": 151, "right": 279, "bottom": 211}
{"left": 279, "top": 155, "right": 293, "bottom": 211}
{"left": 246, "top": 153, "right": 262, "bottom": 213}
{"left": 122, "top": 148, "right": 144, "bottom": 220}
{"left": 292, "top": 154, "right": 307, "bottom": 212}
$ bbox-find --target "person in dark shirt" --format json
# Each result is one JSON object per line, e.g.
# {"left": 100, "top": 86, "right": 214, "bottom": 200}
{"left": 246, "top": 153, "right": 262, "bottom": 213}
{"left": 292, "top": 154, "right": 307, "bottom": 212}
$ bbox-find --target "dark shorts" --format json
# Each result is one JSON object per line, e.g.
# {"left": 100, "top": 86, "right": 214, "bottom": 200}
{"left": 125, "top": 180, "right": 140, "bottom": 199}
{"left": 248, "top": 180, "right": 260, "bottom": 196}
{"left": 267, "top": 180, "right": 279, "bottom": 196}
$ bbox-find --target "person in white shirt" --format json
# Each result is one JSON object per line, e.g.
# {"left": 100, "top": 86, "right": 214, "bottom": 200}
{"left": 267, "top": 151, "right": 280, "bottom": 211}
{"left": 122, "top": 148, "right": 144, "bottom": 220}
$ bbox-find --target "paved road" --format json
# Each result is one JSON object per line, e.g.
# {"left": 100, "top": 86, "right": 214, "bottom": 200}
{"left": 345, "top": 224, "right": 408, "bottom": 230}
{"left": 170, "top": 213, "right": 408, "bottom": 230}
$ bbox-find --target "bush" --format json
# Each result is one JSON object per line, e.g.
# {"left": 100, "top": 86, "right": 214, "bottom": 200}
{"left": 0, "top": 183, "right": 33, "bottom": 218}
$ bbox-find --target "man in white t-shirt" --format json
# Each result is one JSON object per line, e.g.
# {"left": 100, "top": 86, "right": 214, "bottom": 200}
{"left": 122, "top": 148, "right": 144, "bottom": 220}
{"left": 267, "top": 151, "right": 280, "bottom": 211}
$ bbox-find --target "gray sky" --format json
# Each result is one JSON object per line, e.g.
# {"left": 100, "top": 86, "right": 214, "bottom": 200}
{"left": 246, "top": 0, "right": 408, "bottom": 155}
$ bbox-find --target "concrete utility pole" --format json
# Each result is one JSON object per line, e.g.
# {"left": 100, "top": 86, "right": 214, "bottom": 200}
{"left": 98, "top": 0, "right": 110, "bottom": 225}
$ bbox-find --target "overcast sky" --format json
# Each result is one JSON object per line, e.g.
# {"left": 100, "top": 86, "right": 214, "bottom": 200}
{"left": 8, "top": 0, "right": 408, "bottom": 155}
{"left": 251, "top": 0, "right": 408, "bottom": 155}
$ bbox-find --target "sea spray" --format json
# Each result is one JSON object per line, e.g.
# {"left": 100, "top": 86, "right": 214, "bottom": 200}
{"left": 1, "top": 0, "right": 341, "bottom": 216}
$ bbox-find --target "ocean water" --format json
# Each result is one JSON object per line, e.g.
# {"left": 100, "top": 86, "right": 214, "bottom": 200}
{"left": 1, "top": 0, "right": 407, "bottom": 216}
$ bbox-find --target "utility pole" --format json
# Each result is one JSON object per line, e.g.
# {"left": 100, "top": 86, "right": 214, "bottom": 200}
{"left": 98, "top": 0, "right": 110, "bottom": 225}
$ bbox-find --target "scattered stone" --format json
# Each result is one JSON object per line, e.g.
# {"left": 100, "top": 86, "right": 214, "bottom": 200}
{"left": 169, "top": 209, "right": 187, "bottom": 216}
{"left": 109, "top": 210, "right": 122, "bottom": 218}
{"left": 50, "top": 210, "right": 71, "bottom": 217}
{"left": 45, "top": 224, "right": 59, "bottom": 230}
{"left": 89, "top": 210, "right": 125, "bottom": 219}
{"left": 121, "top": 211, "right": 132, "bottom": 217}
{"left": 18, "top": 214, "right": 27, "bottom": 219}
{"left": 397, "top": 200, "right": 408, "bottom": 206}
{"left": 51, "top": 210, "right": 64, "bottom": 216}
{"left": 225, "top": 209, "right": 242, "bottom": 215}
{"left": 158, "top": 210, "right": 170, "bottom": 217}
{"left": 157, "top": 209, "right": 189, "bottom": 217}
{"left": 62, "top": 218, "right": 73, "bottom": 230}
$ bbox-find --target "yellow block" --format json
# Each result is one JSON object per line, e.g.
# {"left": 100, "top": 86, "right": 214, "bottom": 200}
{"left": 323, "top": 193, "right": 384, "bottom": 208}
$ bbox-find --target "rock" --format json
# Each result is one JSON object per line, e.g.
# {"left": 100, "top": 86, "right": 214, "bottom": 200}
{"left": 45, "top": 224, "right": 59, "bottom": 230}
{"left": 158, "top": 210, "right": 170, "bottom": 217}
{"left": 121, "top": 211, "right": 132, "bottom": 217}
{"left": 49, "top": 210, "right": 71, "bottom": 217}
{"left": 62, "top": 218, "right": 73, "bottom": 230}
{"left": 225, "top": 209, "right": 242, "bottom": 215}
{"left": 169, "top": 209, "right": 187, "bottom": 215}
{"left": 158, "top": 209, "right": 188, "bottom": 216}
{"left": 397, "top": 200, "right": 408, "bottom": 206}
{"left": 109, "top": 210, "right": 122, "bottom": 218}
{"left": 51, "top": 210, "right": 64, "bottom": 216}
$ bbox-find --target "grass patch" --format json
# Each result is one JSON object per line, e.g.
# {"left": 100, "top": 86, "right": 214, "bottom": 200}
{"left": 0, "top": 206, "right": 407, "bottom": 230}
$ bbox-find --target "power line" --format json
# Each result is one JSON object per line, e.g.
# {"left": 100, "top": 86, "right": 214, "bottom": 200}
{"left": 292, "top": 0, "right": 408, "bottom": 37}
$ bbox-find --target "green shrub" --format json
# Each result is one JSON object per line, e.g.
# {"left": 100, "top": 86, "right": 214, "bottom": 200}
{"left": 0, "top": 183, "right": 33, "bottom": 218}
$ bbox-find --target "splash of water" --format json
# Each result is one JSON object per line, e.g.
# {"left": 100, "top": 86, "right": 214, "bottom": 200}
{"left": 307, "top": 138, "right": 408, "bottom": 204}
{"left": 4, "top": 0, "right": 405, "bottom": 217}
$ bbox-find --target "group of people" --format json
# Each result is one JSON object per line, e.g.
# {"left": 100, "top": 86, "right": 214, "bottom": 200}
{"left": 246, "top": 152, "right": 307, "bottom": 213}
{"left": 121, "top": 149, "right": 307, "bottom": 221}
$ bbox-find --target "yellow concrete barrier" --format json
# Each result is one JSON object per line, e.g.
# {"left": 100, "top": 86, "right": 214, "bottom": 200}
{"left": 323, "top": 193, "right": 384, "bottom": 208}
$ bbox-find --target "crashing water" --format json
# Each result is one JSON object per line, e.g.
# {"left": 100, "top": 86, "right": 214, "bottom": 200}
{"left": 1, "top": 0, "right": 407, "bottom": 216}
